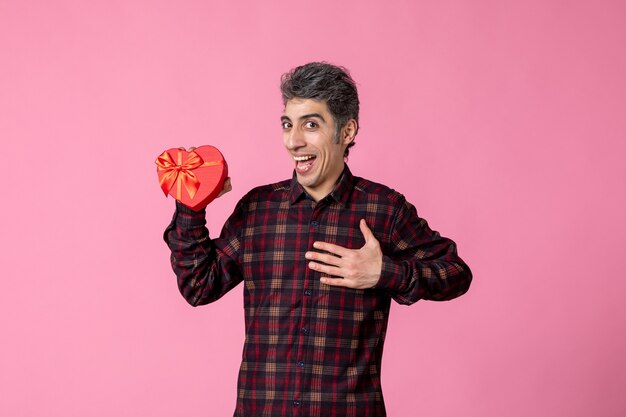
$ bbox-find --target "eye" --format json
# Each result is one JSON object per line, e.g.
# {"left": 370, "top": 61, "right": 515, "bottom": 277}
{"left": 281, "top": 121, "right": 292, "bottom": 129}
{"left": 304, "top": 121, "right": 318, "bottom": 129}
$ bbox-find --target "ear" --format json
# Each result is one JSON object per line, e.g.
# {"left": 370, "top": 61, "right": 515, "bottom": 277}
{"left": 340, "top": 119, "right": 358, "bottom": 145}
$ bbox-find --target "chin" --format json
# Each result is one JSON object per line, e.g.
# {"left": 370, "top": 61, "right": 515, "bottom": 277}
{"left": 297, "top": 176, "right": 318, "bottom": 188}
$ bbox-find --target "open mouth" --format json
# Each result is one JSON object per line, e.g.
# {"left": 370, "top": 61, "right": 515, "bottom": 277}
{"left": 294, "top": 155, "right": 316, "bottom": 174}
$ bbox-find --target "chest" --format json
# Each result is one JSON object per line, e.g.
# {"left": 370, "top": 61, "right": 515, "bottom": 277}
{"left": 243, "top": 198, "right": 389, "bottom": 295}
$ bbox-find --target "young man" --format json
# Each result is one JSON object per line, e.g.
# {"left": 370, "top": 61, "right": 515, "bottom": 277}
{"left": 164, "top": 62, "right": 472, "bottom": 417}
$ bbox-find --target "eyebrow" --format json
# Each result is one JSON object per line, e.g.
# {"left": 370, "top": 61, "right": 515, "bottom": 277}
{"left": 280, "top": 113, "right": 326, "bottom": 123}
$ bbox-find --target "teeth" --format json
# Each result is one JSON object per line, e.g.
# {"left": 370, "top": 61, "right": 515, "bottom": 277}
{"left": 293, "top": 155, "right": 315, "bottom": 161}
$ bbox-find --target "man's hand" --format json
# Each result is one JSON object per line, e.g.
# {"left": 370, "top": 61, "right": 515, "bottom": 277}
{"left": 305, "top": 219, "right": 382, "bottom": 289}
{"left": 185, "top": 147, "right": 232, "bottom": 199}
{"left": 218, "top": 177, "right": 232, "bottom": 198}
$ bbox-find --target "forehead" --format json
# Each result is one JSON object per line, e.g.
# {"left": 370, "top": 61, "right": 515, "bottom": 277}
{"left": 283, "top": 98, "right": 332, "bottom": 120}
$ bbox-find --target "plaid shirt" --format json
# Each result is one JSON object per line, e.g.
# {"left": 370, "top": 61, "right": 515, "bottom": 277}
{"left": 164, "top": 166, "right": 472, "bottom": 417}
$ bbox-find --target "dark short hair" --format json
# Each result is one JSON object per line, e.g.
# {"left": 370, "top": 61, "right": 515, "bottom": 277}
{"left": 280, "top": 62, "right": 359, "bottom": 156}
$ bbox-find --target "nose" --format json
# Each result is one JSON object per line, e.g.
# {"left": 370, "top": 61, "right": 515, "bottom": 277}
{"left": 284, "top": 127, "right": 305, "bottom": 150}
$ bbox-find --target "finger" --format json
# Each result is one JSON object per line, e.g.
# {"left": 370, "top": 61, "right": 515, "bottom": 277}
{"left": 359, "top": 219, "right": 376, "bottom": 244}
{"left": 308, "top": 261, "right": 344, "bottom": 278}
{"left": 320, "top": 277, "right": 351, "bottom": 288}
{"left": 305, "top": 251, "right": 342, "bottom": 267}
{"left": 312, "top": 241, "right": 351, "bottom": 257}
{"left": 218, "top": 177, "right": 232, "bottom": 198}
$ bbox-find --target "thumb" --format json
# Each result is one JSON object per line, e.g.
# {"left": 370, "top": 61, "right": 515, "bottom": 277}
{"left": 359, "top": 219, "right": 376, "bottom": 245}
{"left": 217, "top": 177, "right": 232, "bottom": 198}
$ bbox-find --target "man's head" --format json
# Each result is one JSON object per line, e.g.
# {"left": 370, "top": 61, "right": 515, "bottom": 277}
{"left": 280, "top": 62, "right": 360, "bottom": 157}
{"left": 280, "top": 62, "right": 360, "bottom": 201}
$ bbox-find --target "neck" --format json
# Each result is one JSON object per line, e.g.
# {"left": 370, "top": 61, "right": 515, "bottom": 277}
{"left": 303, "top": 162, "right": 345, "bottom": 202}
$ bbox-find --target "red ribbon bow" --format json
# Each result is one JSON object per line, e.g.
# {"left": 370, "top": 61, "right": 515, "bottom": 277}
{"left": 155, "top": 150, "right": 205, "bottom": 200}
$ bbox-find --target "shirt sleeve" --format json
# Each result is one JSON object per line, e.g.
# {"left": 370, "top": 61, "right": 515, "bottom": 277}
{"left": 373, "top": 196, "right": 472, "bottom": 305}
{"left": 163, "top": 200, "right": 244, "bottom": 306}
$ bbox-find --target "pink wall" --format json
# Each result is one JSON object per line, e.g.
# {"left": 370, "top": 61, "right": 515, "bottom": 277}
{"left": 1, "top": 1, "right": 625, "bottom": 416}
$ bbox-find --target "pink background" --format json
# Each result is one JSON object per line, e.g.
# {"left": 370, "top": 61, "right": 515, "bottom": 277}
{"left": 1, "top": 1, "right": 625, "bottom": 416}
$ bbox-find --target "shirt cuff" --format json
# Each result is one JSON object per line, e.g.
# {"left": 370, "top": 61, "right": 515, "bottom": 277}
{"left": 174, "top": 200, "right": 207, "bottom": 227}
{"left": 373, "top": 256, "right": 407, "bottom": 293}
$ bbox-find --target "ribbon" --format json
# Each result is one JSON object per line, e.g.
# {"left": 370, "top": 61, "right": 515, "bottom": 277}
{"left": 155, "top": 149, "right": 223, "bottom": 200}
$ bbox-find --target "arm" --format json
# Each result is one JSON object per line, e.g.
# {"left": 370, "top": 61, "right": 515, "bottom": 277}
{"left": 306, "top": 197, "right": 472, "bottom": 305}
{"left": 374, "top": 198, "right": 472, "bottom": 305}
{"left": 163, "top": 199, "right": 244, "bottom": 306}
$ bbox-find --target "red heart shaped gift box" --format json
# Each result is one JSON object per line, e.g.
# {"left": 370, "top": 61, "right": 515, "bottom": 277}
{"left": 156, "top": 145, "right": 228, "bottom": 211}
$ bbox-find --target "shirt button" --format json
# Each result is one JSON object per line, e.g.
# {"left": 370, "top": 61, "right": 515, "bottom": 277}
{"left": 297, "top": 360, "right": 305, "bottom": 367}
{"left": 311, "top": 220, "right": 318, "bottom": 227}
{"left": 302, "top": 327, "right": 309, "bottom": 334}
{"left": 293, "top": 400, "right": 301, "bottom": 407}
{"left": 304, "top": 289, "right": 312, "bottom": 296}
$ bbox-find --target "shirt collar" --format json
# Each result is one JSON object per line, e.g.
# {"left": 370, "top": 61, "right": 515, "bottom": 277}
{"left": 288, "top": 165, "right": 355, "bottom": 208}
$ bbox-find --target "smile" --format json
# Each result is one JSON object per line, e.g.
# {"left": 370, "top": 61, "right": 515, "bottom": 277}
{"left": 294, "top": 154, "right": 317, "bottom": 174}
{"left": 293, "top": 155, "right": 315, "bottom": 161}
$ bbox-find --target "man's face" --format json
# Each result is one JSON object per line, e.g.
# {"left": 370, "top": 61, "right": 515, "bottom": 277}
{"left": 281, "top": 98, "right": 351, "bottom": 201}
